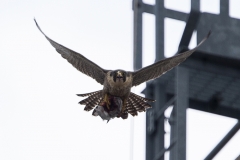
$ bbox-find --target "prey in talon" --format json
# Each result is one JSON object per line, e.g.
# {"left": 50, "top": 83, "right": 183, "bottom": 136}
{"left": 34, "top": 19, "right": 211, "bottom": 120}
{"left": 92, "top": 95, "right": 123, "bottom": 123}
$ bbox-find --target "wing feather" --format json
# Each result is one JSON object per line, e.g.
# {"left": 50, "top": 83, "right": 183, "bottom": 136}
{"left": 34, "top": 19, "right": 107, "bottom": 85}
{"left": 132, "top": 31, "right": 211, "bottom": 86}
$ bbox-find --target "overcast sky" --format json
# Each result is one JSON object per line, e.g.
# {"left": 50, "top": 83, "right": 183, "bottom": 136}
{"left": 1, "top": 0, "right": 240, "bottom": 160}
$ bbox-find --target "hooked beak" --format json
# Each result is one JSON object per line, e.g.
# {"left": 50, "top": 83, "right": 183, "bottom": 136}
{"left": 113, "top": 71, "right": 125, "bottom": 82}
{"left": 117, "top": 71, "right": 123, "bottom": 78}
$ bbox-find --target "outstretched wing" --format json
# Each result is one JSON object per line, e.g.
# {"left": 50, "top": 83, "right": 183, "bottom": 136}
{"left": 132, "top": 31, "right": 211, "bottom": 86}
{"left": 34, "top": 19, "right": 107, "bottom": 85}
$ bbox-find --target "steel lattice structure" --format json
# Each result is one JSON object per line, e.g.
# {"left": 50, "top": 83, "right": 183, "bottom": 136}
{"left": 132, "top": 0, "right": 240, "bottom": 159}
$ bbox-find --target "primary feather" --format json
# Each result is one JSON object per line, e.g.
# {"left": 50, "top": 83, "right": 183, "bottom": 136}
{"left": 34, "top": 19, "right": 107, "bottom": 85}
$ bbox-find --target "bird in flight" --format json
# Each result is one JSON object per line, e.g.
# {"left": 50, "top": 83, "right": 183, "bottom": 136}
{"left": 34, "top": 19, "right": 210, "bottom": 120}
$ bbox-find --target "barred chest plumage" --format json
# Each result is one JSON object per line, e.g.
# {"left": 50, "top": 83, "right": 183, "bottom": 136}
{"left": 107, "top": 85, "right": 131, "bottom": 97}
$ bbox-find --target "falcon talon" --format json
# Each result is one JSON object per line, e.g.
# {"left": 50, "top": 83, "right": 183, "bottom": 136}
{"left": 35, "top": 19, "right": 211, "bottom": 121}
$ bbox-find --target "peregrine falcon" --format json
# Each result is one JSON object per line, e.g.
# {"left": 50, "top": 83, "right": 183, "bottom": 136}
{"left": 34, "top": 19, "right": 210, "bottom": 120}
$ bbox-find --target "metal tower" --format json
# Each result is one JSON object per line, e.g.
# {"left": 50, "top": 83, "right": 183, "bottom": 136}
{"left": 132, "top": 0, "right": 240, "bottom": 160}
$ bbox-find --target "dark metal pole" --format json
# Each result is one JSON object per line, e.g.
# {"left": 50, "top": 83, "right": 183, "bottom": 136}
{"left": 220, "top": 0, "right": 229, "bottom": 17}
{"left": 153, "top": 1, "right": 166, "bottom": 159}
{"left": 154, "top": 81, "right": 166, "bottom": 160}
{"left": 133, "top": 0, "right": 143, "bottom": 71}
{"left": 174, "top": 66, "right": 189, "bottom": 160}
{"left": 169, "top": 105, "right": 176, "bottom": 160}
{"left": 146, "top": 83, "right": 155, "bottom": 160}
{"left": 179, "top": 0, "right": 200, "bottom": 50}
{"left": 155, "top": 0, "right": 165, "bottom": 61}
{"left": 205, "top": 121, "right": 240, "bottom": 160}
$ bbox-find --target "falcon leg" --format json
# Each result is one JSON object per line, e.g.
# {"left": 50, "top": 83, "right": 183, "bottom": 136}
{"left": 104, "top": 94, "right": 111, "bottom": 110}
{"left": 121, "top": 99, "right": 127, "bottom": 113}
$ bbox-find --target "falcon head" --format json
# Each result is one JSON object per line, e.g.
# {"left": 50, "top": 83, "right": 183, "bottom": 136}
{"left": 110, "top": 70, "right": 130, "bottom": 83}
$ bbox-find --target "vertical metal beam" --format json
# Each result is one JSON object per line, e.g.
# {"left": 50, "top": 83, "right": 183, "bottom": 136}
{"left": 205, "top": 121, "right": 240, "bottom": 160}
{"left": 146, "top": 81, "right": 167, "bottom": 160}
{"left": 169, "top": 103, "right": 176, "bottom": 160}
{"left": 133, "top": 0, "right": 166, "bottom": 159}
{"left": 191, "top": 0, "right": 200, "bottom": 11}
{"left": 154, "top": 1, "right": 166, "bottom": 159}
{"left": 179, "top": 0, "right": 200, "bottom": 50}
{"left": 133, "top": 0, "right": 143, "bottom": 71}
{"left": 146, "top": 83, "right": 155, "bottom": 160}
{"left": 170, "top": 2, "right": 198, "bottom": 159}
{"left": 173, "top": 66, "right": 189, "bottom": 160}
{"left": 155, "top": 0, "right": 165, "bottom": 61}
{"left": 220, "top": 0, "right": 229, "bottom": 17}
{"left": 154, "top": 81, "right": 166, "bottom": 160}
{"left": 178, "top": 10, "right": 200, "bottom": 50}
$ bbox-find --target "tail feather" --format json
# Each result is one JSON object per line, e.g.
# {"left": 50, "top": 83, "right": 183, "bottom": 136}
{"left": 126, "top": 97, "right": 138, "bottom": 116}
{"left": 80, "top": 94, "right": 99, "bottom": 105}
{"left": 77, "top": 90, "right": 102, "bottom": 97}
{"left": 77, "top": 91, "right": 154, "bottom": 117}
{"left": 77, "top": 90, "right": 103, "bottom": 111}
{"left": 132, "top": 98, "right": 146, "bottom": 112}
{"left": 126, "top": 92, "right": 153, "bottom": 116}
{"left": 130, "top": 92, "right": 155, "bottom": 102}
